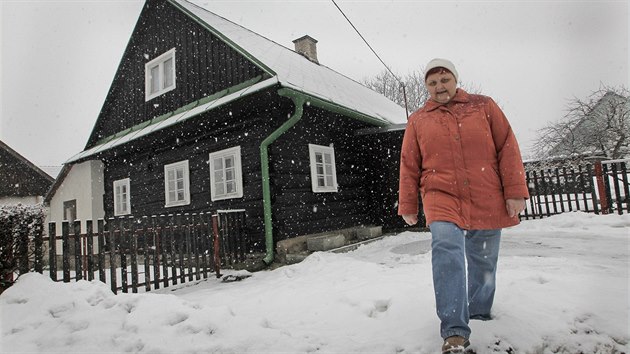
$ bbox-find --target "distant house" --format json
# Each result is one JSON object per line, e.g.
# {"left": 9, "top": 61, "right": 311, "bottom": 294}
{"left": 44, "top": 161, "right": 105, "bottom": 237}
{"left": 546, "top": 91, "right": 630, "bottom": 161}
{"left": 0, "top": 140, "right": 54, "bottom": 206}
{"left": 53, "top": 0, "right": 407, "bottom": 263}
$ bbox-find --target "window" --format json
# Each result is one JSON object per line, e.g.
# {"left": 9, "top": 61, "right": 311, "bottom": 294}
{"left": 209, "top": 146, "right": 243, "bottom": 201}
{"left": 145, "top": 48, "right": 176, "bottom": 101}
{"left": 308, "top": 144, "right": 338, "bottom": 193}
{"left": 113, "top": 178, "right": 131, "bottom": 216}
{"left": 63, "top": 200, "right": 77, "bottom": 223}
{"left": 164, "top": 160, "right": 190, "bottom": 207}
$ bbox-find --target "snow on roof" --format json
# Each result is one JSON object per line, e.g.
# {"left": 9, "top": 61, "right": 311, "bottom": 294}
{"left": 66, "top": 77, "right": 278, "bottom": 163}
{"left": 0, "top": 139, "right": 54, "bottom": 183}
{"left": 172, "top": 0, "right": 407, "bottom": 125}
{"left": 66, "top": 0, "right": 407, "bottom": 164}
{"left": 39, "top": 166, "right": 63, "bottom": 179}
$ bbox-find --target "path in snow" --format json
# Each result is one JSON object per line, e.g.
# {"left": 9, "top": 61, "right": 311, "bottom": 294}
{"left": 1, "top": 212, "right": 628, "bottom": 353}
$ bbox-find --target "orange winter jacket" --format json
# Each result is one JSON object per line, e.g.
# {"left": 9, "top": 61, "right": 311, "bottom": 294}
{"left": 398, "top": 89, "right": 529, "bottom": 230}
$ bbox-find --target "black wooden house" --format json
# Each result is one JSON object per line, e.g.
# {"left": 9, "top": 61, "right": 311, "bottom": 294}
{"left": 65, "top": 0, "right": 407, "bottom": 264}
{"left": 0, "top": 139, "right": 54, "bottom": 205}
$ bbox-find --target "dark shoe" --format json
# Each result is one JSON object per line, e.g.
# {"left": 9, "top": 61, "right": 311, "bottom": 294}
{"left": 442, "top": 336, "right": 471, "bottom": 353}
{"left": 470, "top": 313, "right": 493, "bottom": 321}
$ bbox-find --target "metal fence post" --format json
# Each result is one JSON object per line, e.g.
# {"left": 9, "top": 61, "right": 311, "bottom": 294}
{"left": 97, "top": 219, "right": 106, "bottom": 283}
{"left": 33, "top": 220, "right": 43, "bottom": 274}
{"left": 17, "top": 219, "right": 29, "bottom": 275}
{"left": 73, "top": 220, "right": 82, "bottom": 281}
{"left": 212, "top": 214, "right": 221, "bottom": 278}
{"left": 62, "top": 221, "right": 70, "bottom": 283}
{"left": 594, "top": 161, "right": 609, "bottom": 215}
{"left": 48, "top": 222, "right": 57, "bottom": 281}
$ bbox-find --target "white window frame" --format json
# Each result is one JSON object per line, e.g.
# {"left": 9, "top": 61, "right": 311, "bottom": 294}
{"left": 113, "top": 178, "right": 131, "bottom": 216}
{"left": 145, "top": 48, "right": 176, "bottom": 101}
{"left": 164, "top": 160, "right": 190, "bottom": 207}
{"left": 209, "top": 146, "right": 243, "bottom": 201}
{"left": 308, "top": 144, "right": 338, "bottom": 193}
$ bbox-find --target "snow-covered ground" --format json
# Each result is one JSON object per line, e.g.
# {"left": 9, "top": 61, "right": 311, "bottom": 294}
{"left": 2, "top": 212, "right": 629, "bottom": 353}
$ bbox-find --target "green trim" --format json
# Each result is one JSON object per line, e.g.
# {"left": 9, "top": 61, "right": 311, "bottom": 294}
{"left": 167, "top": 0, "right": 276, "bottom": 77}
{"left": 278, "top": 87, "right": 390, "bottom": 128}
{"left": 261, "top": 90, "right": 305, "bottom": 265}
{"left": 94, "top": 75, "right": 266, "bottom": 146}
{"left": 260, "top": 87, "right": 392, "bottom": 265}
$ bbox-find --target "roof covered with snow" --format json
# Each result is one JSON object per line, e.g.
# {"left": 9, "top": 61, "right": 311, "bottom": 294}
{"left": 67, "top": 79, "right": 278, "bottom": 163}
{"left": 170, "top": 0, "right": 407, "bottom": 125}
{"left": 66, "top": 0, "right": 407, "bottom": 164}
{"left": 0, "top": 139, "right": 54, "bottom": 197}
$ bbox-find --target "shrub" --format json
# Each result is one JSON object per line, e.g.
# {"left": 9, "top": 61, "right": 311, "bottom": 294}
{"left": 0, "top": 204, "right": 46, "bottom": 291}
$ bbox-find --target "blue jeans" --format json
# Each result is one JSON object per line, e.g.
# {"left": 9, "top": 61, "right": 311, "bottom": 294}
{"left": 429, "top": 221, "right": 502, "bottom": 339}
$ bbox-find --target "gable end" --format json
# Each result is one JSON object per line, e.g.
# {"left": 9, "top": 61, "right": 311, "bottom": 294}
{"left": 85, "top": 0, "right": 267, "bottom": 149}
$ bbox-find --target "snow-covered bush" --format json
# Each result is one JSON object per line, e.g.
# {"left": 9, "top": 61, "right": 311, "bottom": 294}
{"left": 0, "top": 204, "right": 46, "bottom": 291}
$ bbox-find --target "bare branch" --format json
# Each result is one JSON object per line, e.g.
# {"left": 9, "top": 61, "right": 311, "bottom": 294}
{"left": 531, "top": 85, "right": 629, "bottom": 161}
{"left": 363, "top": 69, "right": 482, "bottom": 115}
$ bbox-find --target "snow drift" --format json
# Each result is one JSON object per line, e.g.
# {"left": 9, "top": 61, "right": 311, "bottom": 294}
{"left": 1, "top": 212, "right": 628, "bottom": 353}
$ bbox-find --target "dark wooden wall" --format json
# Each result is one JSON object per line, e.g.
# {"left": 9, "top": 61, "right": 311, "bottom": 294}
{"left": 86, "top": 0, "right": 265, "bottom": 148}
{"left": 0, "top": 144, "right": 53, "bottom": 197}
{"left": 266, "top": 105, "right": 379, "bottom": 240}
{"left": 85, "top": 0, "right": 415, "bottom": 251}
{"left": 101, "top": 89, "right": 288, "bottom": 251}
{"left": 357, "top": 129, "right": 420, "bottom": 230}
{"left": 99, "top": 89, "right": 410, "bottom": 251}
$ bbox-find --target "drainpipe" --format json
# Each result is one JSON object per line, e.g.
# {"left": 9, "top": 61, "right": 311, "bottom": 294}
{"left": 261, "top": 89, "right": 305, "bottom": 265}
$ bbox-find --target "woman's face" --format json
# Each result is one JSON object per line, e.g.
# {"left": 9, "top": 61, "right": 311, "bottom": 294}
{"left": 425, "top": 69, "right": 457, "bottom": 104}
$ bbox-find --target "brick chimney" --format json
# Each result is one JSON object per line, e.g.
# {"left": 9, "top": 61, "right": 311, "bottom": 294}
{"left": 293, "top": 35, "right": 319, "bottom": 64}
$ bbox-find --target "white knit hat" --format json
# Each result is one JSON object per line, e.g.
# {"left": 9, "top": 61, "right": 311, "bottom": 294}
{"left": 424, "top": 58, "right": 458, "bottom": 82}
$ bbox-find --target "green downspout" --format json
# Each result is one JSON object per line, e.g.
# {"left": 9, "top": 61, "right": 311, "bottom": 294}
{"left": 261, "top": 89, "right": 305, "bottom": 265}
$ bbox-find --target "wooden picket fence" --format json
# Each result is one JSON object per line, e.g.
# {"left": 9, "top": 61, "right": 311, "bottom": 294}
{"left": 6, "top": 159, "right": 628, "bottom": 294}
{"left": 45, "top": 210, "right": 249, "bottom": 294}
{"left": 523, "top": 159, "right": 629, "bottom": 219}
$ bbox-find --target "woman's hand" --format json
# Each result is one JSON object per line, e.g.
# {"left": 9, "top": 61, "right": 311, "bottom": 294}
{"left": 402, "top": 214, "right": 418, "bottom": 226}
{"left": 506, "top": 198, "right": 526, "bottom": 217}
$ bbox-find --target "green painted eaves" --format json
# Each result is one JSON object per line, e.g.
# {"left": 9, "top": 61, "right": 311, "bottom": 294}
{"left": 277, "top": 87, "right": 391, "bottom": 128}
{"left": 94, "top": 74, "right": 268, "bottom": 146}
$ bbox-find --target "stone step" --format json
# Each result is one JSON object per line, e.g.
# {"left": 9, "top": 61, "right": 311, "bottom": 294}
{"left": 276, "top": 225, "right": 384, "bottom": 264}
{"left": 307, "top": 233, "right": 346, "bottom": 252}
{"left": 356, "top": 225, "right": 383, "bottom": 240}
{"left": 329, "top": 235, "right": 387, "bottom": 253}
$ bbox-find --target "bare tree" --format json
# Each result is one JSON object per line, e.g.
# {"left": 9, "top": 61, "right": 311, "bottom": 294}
{"left": 363, "top": 69, "right": 481, "bottom": 115}
{"left": 532, "top": 85, "right": 630, "bottom": 161}
{"left": 363, "top": 70, "right": 426, "bottom": 114}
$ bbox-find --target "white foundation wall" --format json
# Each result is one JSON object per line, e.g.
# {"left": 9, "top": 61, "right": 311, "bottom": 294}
{"left": 46, "top": 160, "right": 105, "bottom": 237}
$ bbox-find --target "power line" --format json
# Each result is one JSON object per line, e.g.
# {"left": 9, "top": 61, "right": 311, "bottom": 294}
{"left": 331, "top": 0, "right": 401, "bottom": 84}
{"left": 331, "top": 0, "right": 409, "bottom": 117}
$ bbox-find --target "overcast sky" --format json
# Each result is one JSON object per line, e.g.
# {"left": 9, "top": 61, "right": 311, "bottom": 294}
{"left": 1, "top": 0, "right": 628, "bottom": 169}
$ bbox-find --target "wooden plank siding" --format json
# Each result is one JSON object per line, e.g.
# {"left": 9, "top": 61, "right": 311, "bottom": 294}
{"left": 0, "top": 141, "right": 54, "bottom": 197}
{"left": 357, "top": 130, "right": 412, "bottom": 230}
{"left": 99, "top": 90, "right": 407, "bottom": 253}
{"left": 81, "top": 0, "right": 410, "bottom": 256}
{"left": 101, "top": 90, "right": 288, "bottom": 252}
{"left": 86, "top": 0, "right": 265, "bottom": 148}
{"left": 266, "top": 105, "right": 381, "bottom": 239}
